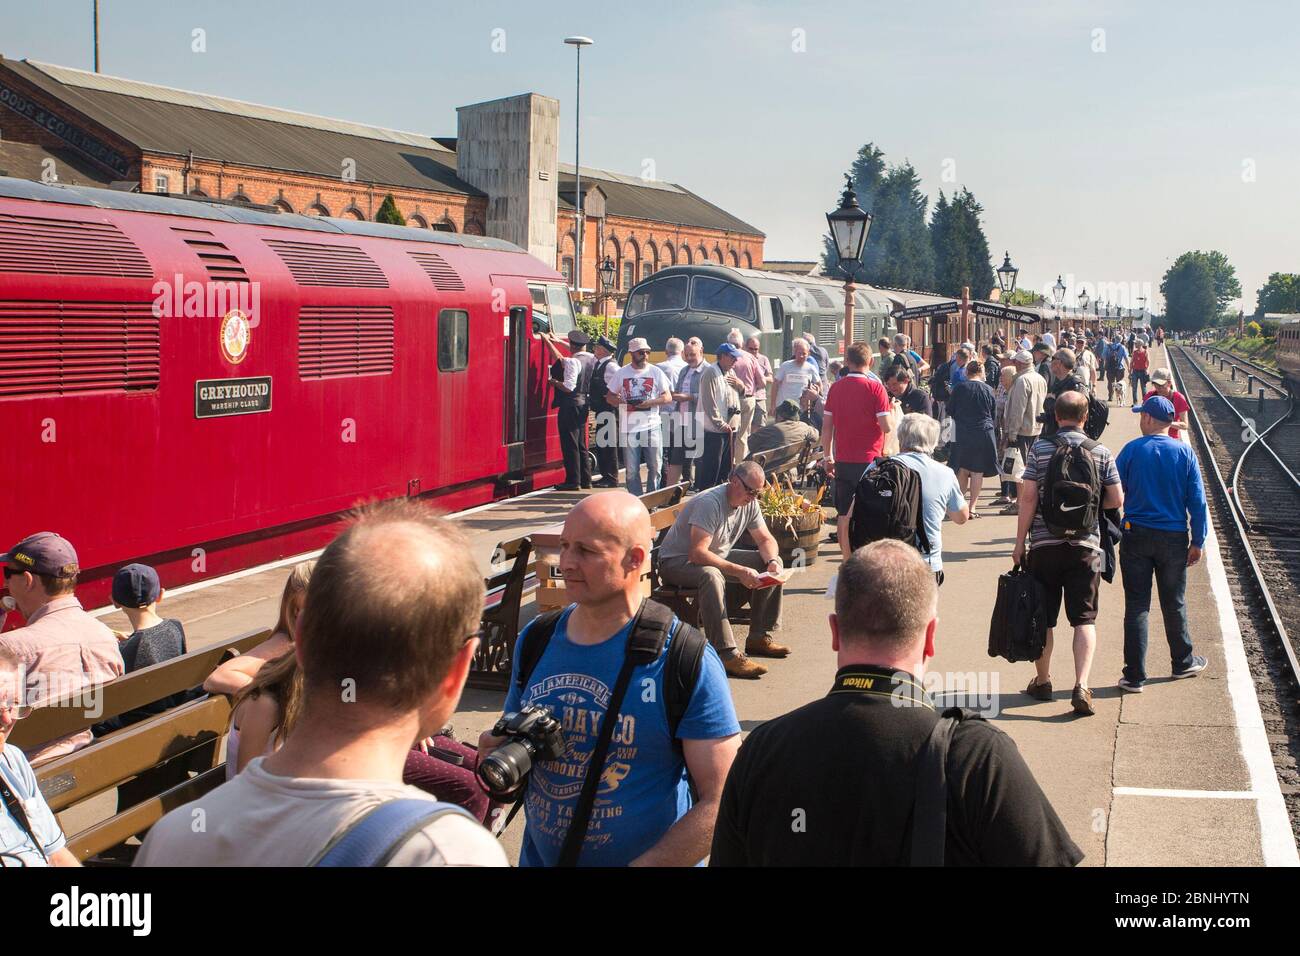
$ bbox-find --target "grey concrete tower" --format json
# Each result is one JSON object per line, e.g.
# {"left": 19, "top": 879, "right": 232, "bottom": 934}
{"left": 455, "top": 93, "right": 559, "bottom": 265}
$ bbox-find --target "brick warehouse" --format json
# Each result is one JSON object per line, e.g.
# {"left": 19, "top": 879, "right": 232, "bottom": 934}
{"left": 0, "top": 57, "right": 764, "bottom": 313}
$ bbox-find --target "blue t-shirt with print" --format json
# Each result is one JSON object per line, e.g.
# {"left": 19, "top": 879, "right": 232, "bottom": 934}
{"left": 1, "top": 745, "right": 66, "bottom": 866}
{"left": 504, "top": 606, "right": 739, "bottom": 867}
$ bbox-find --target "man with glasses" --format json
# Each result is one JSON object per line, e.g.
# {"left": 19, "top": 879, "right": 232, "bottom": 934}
{"left": 608, "top": 337, "right": 674, "bottom": 496}
{"left": 745, "top": 335, "right": 774, "bottom": 428}
{"left": 0, "top": 647, "right": 79, "bottom": 866}
{"left": 1, "top": 533, "right": 122, "bottom": 765}
{"left": 658, "top": 461, "right": 788, "bottom": 680}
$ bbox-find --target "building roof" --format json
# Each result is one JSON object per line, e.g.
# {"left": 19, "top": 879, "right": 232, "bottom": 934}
{"left": 555, "top": 166, "right": 763, "bottom": 238}
{"left": 3, "top": 58, "right": 483, "bottom": 196}
{"left": 761, "top": 260, "right": 820, "bottom": 275}
{"left": 0, "top": 139, "right": 116, "bottom": 187}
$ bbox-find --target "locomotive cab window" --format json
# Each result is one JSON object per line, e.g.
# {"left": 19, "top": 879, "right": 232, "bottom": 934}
{"left": 530, "top": 283, "right": 576, "bottom": 338}
{"left": 689, "top": 276, "right": 754, "bottom": 321}
{"left": 625, "top": 274, "right": 688, "bottom": 318}
{"left": 438, "top": 309, "right": 469, "bottom": 371}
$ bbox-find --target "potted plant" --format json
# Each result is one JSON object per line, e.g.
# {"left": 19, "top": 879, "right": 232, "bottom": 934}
{"left": 758, "top": 478, "right": 827, "bottom": 566}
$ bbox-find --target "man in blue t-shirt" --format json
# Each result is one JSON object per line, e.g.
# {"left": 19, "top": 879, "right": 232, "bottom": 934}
{"left": 1115, "top": 396, "right": 1210, "bottom": 691}
{"left": 482, "top": 492, "right": 740, "bottom": 867}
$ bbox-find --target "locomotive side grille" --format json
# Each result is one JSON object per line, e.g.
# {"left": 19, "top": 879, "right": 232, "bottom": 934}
{"left": 298, "top": 305, "right": 395, "bottom": 380}
{"left": 172, "top": 228, "right": 250, "bottom": 283}
{"left": 0, "top": 214, "right": 152, "bottom": 278}
{"left": 407, "top": 251, "right": 465, "bottom": 291}
{"left": 0, "top": 301, "right": 160, "bottom": 398}
{"left": 808, "top": 289, "right": 835, "bottom": 309}
{"left": 265, "top": 239, "right": 388, "bottom": 288}
{"left": 817, "top": 313, "right": 840, "bottom": 349}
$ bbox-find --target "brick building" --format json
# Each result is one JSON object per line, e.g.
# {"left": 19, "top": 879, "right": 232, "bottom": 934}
{"left": 0, "top": 56, "right": 763, "bottom": 312}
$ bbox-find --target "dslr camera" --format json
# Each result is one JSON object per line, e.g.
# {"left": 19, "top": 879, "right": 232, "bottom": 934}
{"left": 478, "top": 705, "right": 566, "bottom": 798}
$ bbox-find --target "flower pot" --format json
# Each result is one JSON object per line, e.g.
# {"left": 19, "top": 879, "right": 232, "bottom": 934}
{"left": 764, "top": 509, "right": 823, "bottom": 567}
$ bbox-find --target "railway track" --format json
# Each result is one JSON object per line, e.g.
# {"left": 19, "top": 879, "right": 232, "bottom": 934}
{"left": 1168, "top": 345, "right": 1300, "bottom": 829}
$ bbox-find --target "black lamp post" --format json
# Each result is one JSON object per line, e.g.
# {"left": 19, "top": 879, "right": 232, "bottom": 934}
{"left": 996, "top": 251, "right": 1019, "bottom": 297}
{"left": 827, "top": 174, "right": 872, "bottom": 341}
{"left": 597, "top": 255, "right": 616, "bottom": 332}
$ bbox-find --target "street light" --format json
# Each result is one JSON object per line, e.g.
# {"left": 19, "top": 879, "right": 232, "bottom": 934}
{"left": 996, "top": 251, "right": 1019, "bottom": 297}
{"left": 597, "top": 255, "right": 616, "bottom": 317}
{"left": 564, "top": 36, "right": 593, "bottom": 306}
{"left": 826, "top": 173, "right": 872, "bottom": 342}
{"left": 1078, "top": 288, "right": 1090, "bottom": 312}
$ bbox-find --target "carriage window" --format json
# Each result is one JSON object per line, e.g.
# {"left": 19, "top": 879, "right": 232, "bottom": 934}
{"left": 689, "top": 276, "right": 754, "bottom": 321}
{"left": 626, "top": 274, "right": 688, "bottom": 317}
{"left": 438, "top": 309, "right": 469, "bottom": 371}
{"left": 546, "top": 284, "right": 576, "bottom": 337}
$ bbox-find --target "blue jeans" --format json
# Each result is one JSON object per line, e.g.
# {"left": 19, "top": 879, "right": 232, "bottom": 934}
{"left": 622, "top": 427, "right": 663, "bottom": 496}
{"left": 1120, "top": 525, "right": 1195, "bottom": 683}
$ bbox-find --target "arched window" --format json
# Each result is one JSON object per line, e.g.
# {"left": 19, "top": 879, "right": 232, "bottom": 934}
{"left": 662, "top": 243, "right": 677, "bottom": 268}
{"left": 561, "top": 257, "right": 575, "bottom": 285}
{"left": 559, "top": 232, "right": 578, "bottom": 288}
{"left": 343, "top": 204, "right": 365, "bottom": 221}
{"left": 407, "top": 213, "right": 428, "bottom": 229}
{"left": 728, "top": 249, "right": 740, "bottom": 267}
{"left": 682, "top": 244, "right": 693, "bottom": 265}
{"left": 273, "top": 198, "right": 294, "bottom": 213}
{"left": 643, "top": 240, "right": 657, "bottom": 279}
{"left": 624, "top": 237, "right": 640, "bottom": 287}
{"left": 305, "top": 202, "right": 330, "bottom": 217}
{"left": 711, "top": 246, "right": 724, "bottom": 264}
{"left": 229, "top": 191, "right": 252, "bottom": 205}
{"left": 743, "top": 251, "right": 753, "bottom": 269}
{"left": 698, "top": 245, "right": 709, "bottom": 264}
{"left": 463, "top": 218, "right": 485, "bottom": 235}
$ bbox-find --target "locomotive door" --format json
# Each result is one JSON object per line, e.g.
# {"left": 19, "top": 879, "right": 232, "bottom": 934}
{"left": 504, "top": 305, "right": 529, "bottom": 475}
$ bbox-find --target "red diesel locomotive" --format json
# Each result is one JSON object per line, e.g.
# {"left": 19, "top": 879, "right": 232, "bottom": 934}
{"left": 0, "top": 176, "right": 575, "bottom": 613}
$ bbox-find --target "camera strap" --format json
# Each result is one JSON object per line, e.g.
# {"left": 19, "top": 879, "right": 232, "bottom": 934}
{"left": 558, "top": 598, "right": 672, "bottom": 867}
{"left": 0, "top": 768, "right": 48, "bottom": 863}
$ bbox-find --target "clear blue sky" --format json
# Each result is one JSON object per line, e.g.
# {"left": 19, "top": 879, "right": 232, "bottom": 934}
{"left": 4, "top": 0, "right": 1296, "bottom": 312}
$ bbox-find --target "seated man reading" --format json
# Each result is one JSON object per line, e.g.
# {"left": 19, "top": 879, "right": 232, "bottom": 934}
{"left": 657, "top": 461, "right": 787, "bottom": 681}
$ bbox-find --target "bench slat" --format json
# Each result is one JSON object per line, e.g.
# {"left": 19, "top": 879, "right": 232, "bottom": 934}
{"left": 37, "top": 695, "right": 232, "bottom": 812}
{"left": 9, "top": 627, "right": 271, "bottom": 749}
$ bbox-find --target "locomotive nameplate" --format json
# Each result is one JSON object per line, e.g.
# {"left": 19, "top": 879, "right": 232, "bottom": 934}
{"left": 195, "top": 377, "right": 273, "bottom": 419}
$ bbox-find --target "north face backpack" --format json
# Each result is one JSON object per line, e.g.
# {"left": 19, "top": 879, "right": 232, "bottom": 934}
{"left": 1038, "top": 436, "right": 1102, "bottom": 540}
{"left": 848, "top": 458, "right": 932, "bottom": 554}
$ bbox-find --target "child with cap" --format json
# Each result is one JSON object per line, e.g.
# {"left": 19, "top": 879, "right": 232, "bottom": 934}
{"left": 94, "top": 565, "right": 189, "bottom": 733}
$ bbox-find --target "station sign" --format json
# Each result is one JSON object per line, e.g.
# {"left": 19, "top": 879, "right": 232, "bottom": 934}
{"left": 195, "top": 377, "right": 272, "bottom": 419}
{"left": 972, "top": 302, "right": 1042, "bottom": 324}
{"left": 891, "top": 301, "right": 959, "bottom": 320}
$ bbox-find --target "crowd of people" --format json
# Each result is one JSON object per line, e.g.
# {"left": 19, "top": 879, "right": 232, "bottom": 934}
{"left": 0, "top": 322, "right": 1217, "bottom": 868}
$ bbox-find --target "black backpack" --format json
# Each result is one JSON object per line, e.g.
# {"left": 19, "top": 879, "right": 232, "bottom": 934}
{"left": 514, "top": 600, "right": 708, "bottom": 752}
{"left": 848, "top": 457, "right": 933, "bottom": 554}
{"left": 1083, "top": 393, "right": 1109, "bottom": 440}
{"left": 1038, "top": 435, "right": 1102, "bottom": 540}
{"left": 930, "top": 360, "right": 952, "bottom": 402}
{"left": 588, "top": 356, "right": 613, "bottom": 407}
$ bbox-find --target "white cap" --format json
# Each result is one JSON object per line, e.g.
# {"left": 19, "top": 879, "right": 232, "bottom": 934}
{"left": 1013, "top": 350, "right": 1033, "bottom": 364}
{"left": 626, "top": 337, "right": 651, "bottom": 353}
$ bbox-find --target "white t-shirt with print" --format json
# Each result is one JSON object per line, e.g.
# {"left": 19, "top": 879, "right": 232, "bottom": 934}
{"left": 774, "top": 359, "right": 818, "bottom": 406}
{"left": 608, "top": 363, "right": 673, "bottom": 434}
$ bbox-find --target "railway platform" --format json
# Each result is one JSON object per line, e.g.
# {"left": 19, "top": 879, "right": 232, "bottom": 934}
{"left": 76, "top": 346, "right": 1299, "bottom": 866}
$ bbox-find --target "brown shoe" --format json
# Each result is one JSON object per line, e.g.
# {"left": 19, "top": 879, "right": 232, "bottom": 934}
{"left": 1071, "top": 684, "right": 1095, "bottom": 716}
{"left": 745, "top": 636, "right": 791, "bottom": 658}
{"left": 723, "top": 654, "right": 767, "bottom": 679}
{"left": 1025, "top": 677, "right": 1053, "bottom": 701}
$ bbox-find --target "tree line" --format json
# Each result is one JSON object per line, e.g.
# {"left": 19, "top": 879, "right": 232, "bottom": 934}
{"left": 820, "top": 144, "right": 994, "bottom": 299}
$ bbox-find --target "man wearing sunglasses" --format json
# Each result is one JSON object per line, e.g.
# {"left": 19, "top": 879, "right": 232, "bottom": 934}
{"left": 0, "top": 532, "right": 123, "bottom": 765}
{"left": 658, "top": 461, "right": 788, "bottom": 680}
{"left": 0, "top": 647, "right": 79, "bottom": 866}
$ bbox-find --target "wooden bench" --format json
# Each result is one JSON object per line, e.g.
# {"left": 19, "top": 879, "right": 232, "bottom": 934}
{"left": 16, "top": 628, "right": 273, "bottom": 863}
{"left": 10, "top": 627, "right": 270, "bottom": 751}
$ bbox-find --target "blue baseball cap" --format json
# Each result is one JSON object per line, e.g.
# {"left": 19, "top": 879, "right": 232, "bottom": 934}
{"left": 1134, "top": 395, "right": 1175, "bottom": 422}
{"left": 112, "top": 563, "right": 161, "bottom": 608}
{"left": 2, "top": 532, "right": 79, "bottom": 577}
{"left": 716, "top": 343, "right": 742, "bottom": 360}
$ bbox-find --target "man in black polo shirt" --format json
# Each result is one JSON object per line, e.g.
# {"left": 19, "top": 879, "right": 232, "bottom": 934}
{"left": 710, "top": 539, "right": 1082, "bottom": 866}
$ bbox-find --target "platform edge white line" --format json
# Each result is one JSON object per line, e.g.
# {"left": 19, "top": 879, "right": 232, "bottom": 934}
{"left": 1112, "top": 787, "right": 1257, "bottom": 800}
{"left": 1202, "top": 518, "right": 1300, "bottom": 865}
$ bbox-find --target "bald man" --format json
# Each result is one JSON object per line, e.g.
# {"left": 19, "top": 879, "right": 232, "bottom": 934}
{"left": 482, "top": 492, "right": 740, "bottom": 867}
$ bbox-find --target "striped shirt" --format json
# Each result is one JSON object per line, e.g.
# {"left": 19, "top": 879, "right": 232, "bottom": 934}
{"left": 1021, "top": 428, "right": 1121, "bottom": 551}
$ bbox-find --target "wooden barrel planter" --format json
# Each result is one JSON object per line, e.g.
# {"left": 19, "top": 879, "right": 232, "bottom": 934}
{"left": 765, "top": 509, "right": 823, "bottom": 567}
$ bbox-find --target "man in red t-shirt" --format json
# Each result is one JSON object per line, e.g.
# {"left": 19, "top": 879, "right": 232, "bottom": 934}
{"left": 1145, "top": 367, "right": 1190, "bottom": 440}
{"left": 823, "top": 342, "right": 895, "bottom": 559}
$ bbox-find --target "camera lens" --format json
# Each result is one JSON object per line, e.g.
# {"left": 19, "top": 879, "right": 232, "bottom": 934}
{"left": 478, "top": 740, "right": 534, "bottom": 796}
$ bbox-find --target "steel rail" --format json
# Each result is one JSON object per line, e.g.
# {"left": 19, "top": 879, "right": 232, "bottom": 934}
{"left": 1202, "top": 345, "right": 1287, "bottom": 396}
{"left": 1168, "top": 346, "right": 1300, "bottom": 702}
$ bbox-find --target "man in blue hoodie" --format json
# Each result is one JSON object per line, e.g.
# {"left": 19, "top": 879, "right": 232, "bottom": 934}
{"left": 1115, "top": 395, "right": 1209, "bottom": 692}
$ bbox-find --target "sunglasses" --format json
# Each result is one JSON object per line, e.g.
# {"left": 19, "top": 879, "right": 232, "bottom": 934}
{"left": 2, "top": 567, "right": 25, "bottom": 579}
{"left": 735, "top": 475, "right": 763, "bottom": 498}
